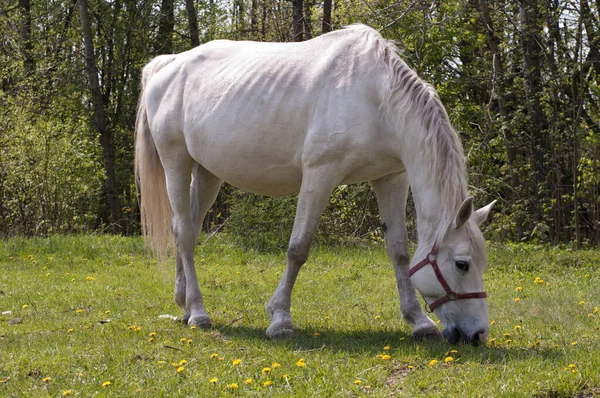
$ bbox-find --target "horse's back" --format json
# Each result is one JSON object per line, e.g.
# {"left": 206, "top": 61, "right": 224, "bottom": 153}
{"left": 144, "top": 26, "right": 403, "bottom": 196}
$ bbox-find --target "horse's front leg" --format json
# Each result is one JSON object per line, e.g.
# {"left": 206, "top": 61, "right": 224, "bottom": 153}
{"left": 372, "top": 173, "right": 441, "bottom": 340}
{"left": 265, "top": 167, "right": 340, "bottom": 339}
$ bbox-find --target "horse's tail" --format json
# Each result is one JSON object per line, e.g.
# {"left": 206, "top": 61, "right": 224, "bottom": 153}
{"left": 135, "top": 55, "right": 177, "bottom": 258}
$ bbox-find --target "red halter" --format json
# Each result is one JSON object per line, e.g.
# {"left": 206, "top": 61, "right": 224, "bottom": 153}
{"left": 408, "top": 241, "right": 487, "bottom": 312}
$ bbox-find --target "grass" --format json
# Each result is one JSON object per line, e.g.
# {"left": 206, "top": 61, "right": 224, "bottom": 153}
{"left": 0, "top": 234, "right": 599, "bottom": 397}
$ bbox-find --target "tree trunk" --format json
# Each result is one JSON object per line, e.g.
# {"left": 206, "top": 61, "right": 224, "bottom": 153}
{"left": 185, "top": 0, "right": 200, "bottom": 47}
{"left": 18, "top": 0, "right": 35, "bottom": 74}
{"left": 480, "top": 0, "right": 523, "bottom": 239}
{"left": 322, "top": 0, "right": 332, "bottom": 33}
{"left": 520, "top": 0, "right": 547, "bottom": 222}
{"left": 79, "top": 0, "right": 122, "bottom": 233}
{"left": 155, "top": 0, "right": 174, "bottom": 54}
{"left": 292, "top": 0, "right": 304, "bottom": 41}
{"left": 304, "top": 0, "right": 312, "bottom": 39}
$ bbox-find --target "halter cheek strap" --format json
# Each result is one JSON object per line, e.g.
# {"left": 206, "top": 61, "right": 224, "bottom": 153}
{"left": 408, "top": 241, "right": 487, "bottom": 312}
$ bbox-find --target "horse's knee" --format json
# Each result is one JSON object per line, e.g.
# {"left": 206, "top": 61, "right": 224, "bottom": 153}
{"left": 287, "top": 240, "right": 310, "bottom": 265}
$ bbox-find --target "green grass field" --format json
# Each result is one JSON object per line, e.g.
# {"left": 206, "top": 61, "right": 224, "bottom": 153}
{"left": 1, "top": 234, "right": 599, "bottom": 397}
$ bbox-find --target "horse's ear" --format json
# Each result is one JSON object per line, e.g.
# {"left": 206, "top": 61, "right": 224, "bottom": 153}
{"left": 473, "top": 200, "right": 497, "bottom": 226}
{"left": 454, "top": 196, "right": 474, "bottom": 229}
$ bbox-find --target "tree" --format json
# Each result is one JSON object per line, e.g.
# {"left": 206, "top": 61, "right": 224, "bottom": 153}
{"left": 79, "top": 0, "right": 122, "bottom": 233}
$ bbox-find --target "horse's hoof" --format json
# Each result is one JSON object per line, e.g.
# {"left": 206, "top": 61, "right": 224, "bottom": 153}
{"left": 188, "top": 315, "right": 212, "bottom": 329}
{"left": 412, "top": 325, "right": 443, "bottom": 341}
{"left": 266, "top": 325, "right": 294, "bottom": 339}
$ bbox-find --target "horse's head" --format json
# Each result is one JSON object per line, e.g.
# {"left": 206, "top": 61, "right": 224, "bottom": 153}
{"left": 409, "top": 197, "right": 496, "bottom": 345}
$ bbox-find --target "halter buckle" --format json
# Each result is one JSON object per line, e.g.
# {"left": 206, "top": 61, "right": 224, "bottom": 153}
{"left": 447, "top": 292, "right": 457, "bottom": 301}
{"left": 427, "top": 252, "right": 436, "bottom": 262}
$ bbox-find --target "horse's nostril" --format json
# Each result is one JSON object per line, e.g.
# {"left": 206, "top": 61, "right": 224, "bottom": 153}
{"left": 469, "top": 329, "right": 486, "bottom": 346}
{"left": 442, "top": 327, "right": 461, "bottom": 344}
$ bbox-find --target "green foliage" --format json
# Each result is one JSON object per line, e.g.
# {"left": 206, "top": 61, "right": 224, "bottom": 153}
{"left": 0, "top": 87, "right": 104, "bottom": 236}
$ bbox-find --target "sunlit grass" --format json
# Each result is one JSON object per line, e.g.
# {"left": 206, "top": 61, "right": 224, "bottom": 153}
{"left": 0, "top": 235, "right": 599, "bottom": 396}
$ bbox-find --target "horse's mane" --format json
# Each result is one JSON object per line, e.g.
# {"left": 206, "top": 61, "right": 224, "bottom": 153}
{"left": 343, "top": 24, "right": 470, "bottom": 235}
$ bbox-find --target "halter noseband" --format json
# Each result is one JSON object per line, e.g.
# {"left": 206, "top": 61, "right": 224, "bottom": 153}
{"left": 408, "top": 241, "right": 487, "bottom": 312}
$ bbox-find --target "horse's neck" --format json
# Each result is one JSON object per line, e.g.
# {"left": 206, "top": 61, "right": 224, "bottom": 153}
{"left": 399, "top": 120, "right": 466, "bottom": 246}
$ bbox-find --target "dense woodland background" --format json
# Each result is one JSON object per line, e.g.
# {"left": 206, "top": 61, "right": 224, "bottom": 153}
{"left": 0, "top": 0, "right": 598, "bottom": 248}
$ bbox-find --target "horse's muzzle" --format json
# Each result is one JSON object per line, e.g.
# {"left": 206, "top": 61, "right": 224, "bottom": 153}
{"left": 443, "top": 326, "right": 488, "bottom": 346}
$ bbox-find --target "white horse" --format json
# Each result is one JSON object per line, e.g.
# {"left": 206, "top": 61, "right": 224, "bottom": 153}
{"left": 135, "top": 24, "right": 496, "bottom": 345}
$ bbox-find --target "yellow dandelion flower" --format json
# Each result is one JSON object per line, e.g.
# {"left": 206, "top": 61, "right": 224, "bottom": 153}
{"left": 490, "top": 320, "right": 495, "bottom": 326}
{"left": 444, "top": 356, "right": 454, "bottom": 363}
{"left": 209, "top": 377, "right": 218, "bottom": 383}
{"left": 135, "top": 326, "right": 142, "bottom": 331}
{"left": 429, "top": 360, "right": 438, "bottom": 367}
{"left": 149, "top": 332, "right": 156, "bottom": 337}
{"left": 62, "top": 390, "right": 72, "bottom": 396}
{"left": 568, "top": 364, "right": 576, "bottom": 369}
{"left": 179, "top": 360, "right": 188, "bottom": 366}
{"left": 85, "top": 276, "right": 95, "bottom": 281}
{"left": 104, "top": 310, "right": 110, "bottom": 314}
{"left": 572, "top": 369, "right": 578, "bottom": 374}
{"left": 22, "top": 304, "right": 28, "bottom": 309}
{"left": 514, "top": 325, "right": 521, "bottom": 331}
{"left": 313, "top": 332, "right": 320, "bottom": 337}
{"left": 157, "top": 361, "right": 166, "bottom": 365}
{"left": 375, "top": 315, "right": 380, "bottom": 319}
{"left": 186, "top": 339, "right": 192, "bottom": 344}
{"left": 593, "top": 307, "right": 598, "bottom": 313}
{"left": 399, "top": 337, "right": 405, "bottom": 341}
{"left": 515, "top": 286, "right": 522, "bottom": 291}
{"left": 180, "top": 338, "right": 187, "bottom": 343}
{"left": 503, "top": 333, "right": 511, "bottom": 338}
{"left": 381, "top": 355, "right": 391, "bottom": 360}
{"left": 450, "top": 350, "right": 458, "bottom": 353}
{"left": 296, "top": 358, "right": 305, "bottom": 367}
{"left": 218, "top": 357, "right": 224, "bottom": 361}
{"left": 579, "top": 301, "right": 585, "bottom": 305}
{"left": 45, "top": 273, "right": 50, "bottom": 277}
{"left": 42, "top": 377, "right": 52, "bottom": 383}
{"left": 227, "top": 383, "right": 239, "bottom": 389}
{"left": 506, "top": 339, "right": 513, "bottom": 343}
{"left": 244, "top": 378, "right": 253, "bottom": 385}
{"left": 263, "top": 380, "right": 273, "bottom": 387}
{"left": 171, "top": 362, "right": 178, "bottom": 367}
{"left": 383, "top": 346, "right": 390, "bottom": 350}
{"left": 514, "top": 297, "right": 521, "bottom": 302}
{"left": 177, "top": 366, "right": 185, "bottom": 373}
{"left": 232, "top": 359, "right": 242, "bottom": 366}
{"left": 102, "top": 381, "right": 112, "bottom": 387}
{"left": 534, "top": 277, "right": 544, "bottom": 284}
{"left": 262, "top": 367, "right": 271, "bottom": 374}
{"left": 354, "top": 380, "right": 362, "bottom": 385}
{"left": 489, "top": 338, "right": 496, "bottom": 343}
{"left": 271, "top": 362, "right": 280, "bottom": 369}
{"left": 76, "top": 309, "right": 83, "bottom": 313}
{"left": 67, "top": 328, "right": 73, "bottom": 333}
{"left": 324, "top": 316, "right": 329, "bottom": 319}
{"left": 572, "top": 341, "right": 577, "bottom": 346}
{"left": 210, "top": 353, "right": 218, "bottom": 359}
{"left": 76, "top": 372, "right": 83, "bottom": 377}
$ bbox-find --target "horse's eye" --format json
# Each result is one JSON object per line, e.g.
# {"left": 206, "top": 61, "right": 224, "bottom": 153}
{"left": 455, "top": 260, "right": 470, "bottom": 272}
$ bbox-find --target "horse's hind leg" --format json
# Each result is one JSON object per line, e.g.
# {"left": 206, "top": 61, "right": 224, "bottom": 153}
{"left": 175, "top": 163, "right": 222, "bottom": 323}
{"left": 371, "top": 173, "right": 442, "bottom": 340}
{"left": 162, "top": 150, "right": 212, "bottom": 328}
{"left": 265, "top": 166, "right": 341, "bottom": 339}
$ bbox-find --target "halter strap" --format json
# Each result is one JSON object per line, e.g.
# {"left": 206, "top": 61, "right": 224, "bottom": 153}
{"left": 408, "top": 240, "right": 487, "bottom": 312}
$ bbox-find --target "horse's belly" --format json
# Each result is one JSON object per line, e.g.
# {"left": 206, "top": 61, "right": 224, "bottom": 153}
{"left": 192, "top": 144, "right": 303, "bottom": 197}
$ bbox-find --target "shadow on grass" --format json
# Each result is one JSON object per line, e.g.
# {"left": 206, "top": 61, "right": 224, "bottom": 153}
{"left": 201, "top": 322, "right": 565, "bottom": 365}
